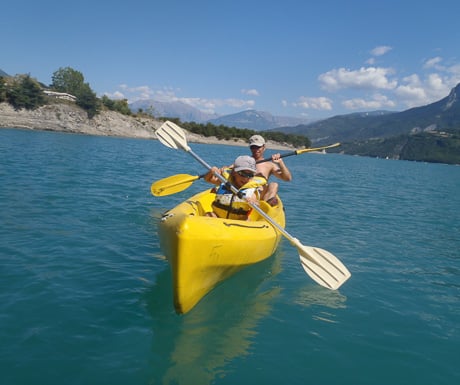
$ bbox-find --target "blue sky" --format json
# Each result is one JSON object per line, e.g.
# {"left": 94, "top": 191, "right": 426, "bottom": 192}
{"left": 2, "top": 0, "right": 460, "bottom": 120}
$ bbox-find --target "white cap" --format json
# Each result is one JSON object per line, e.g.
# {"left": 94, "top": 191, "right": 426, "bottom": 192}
{"left": 248, "top": 135, "right": 265, "bottom": 147}
{"left": 233, "top": 155, "right": 257, "bottom": 173}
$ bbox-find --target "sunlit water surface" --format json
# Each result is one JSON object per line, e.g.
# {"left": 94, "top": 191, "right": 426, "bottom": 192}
{"left": 1, "top": 128, "right": 459, "bottom": 385}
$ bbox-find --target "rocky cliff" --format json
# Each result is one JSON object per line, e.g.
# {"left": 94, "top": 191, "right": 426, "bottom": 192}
{"left": 0, "top": 102, "right": 160, "bottom": 139}
{"left": 1, "top": 102, "right": 294, "bottom": 150}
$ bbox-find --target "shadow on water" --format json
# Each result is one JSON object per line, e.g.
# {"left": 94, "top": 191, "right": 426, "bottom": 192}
{"left": 143, "top": 250, "right": 283, "bottom": 385}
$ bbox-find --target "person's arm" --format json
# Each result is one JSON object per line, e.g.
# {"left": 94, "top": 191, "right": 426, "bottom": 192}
{"left": 204, "top": 166, "right": 223, "bottom": 185}
{"left": 271, "top": 154, "right": 292, "bottom": 181}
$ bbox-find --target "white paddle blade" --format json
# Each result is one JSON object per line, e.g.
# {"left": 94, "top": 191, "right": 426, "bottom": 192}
{"left": 155, "top": 121, "right": 190, "bottom": 151}
{"left": 299, "top": 246, "right": 351, "bottom": 290}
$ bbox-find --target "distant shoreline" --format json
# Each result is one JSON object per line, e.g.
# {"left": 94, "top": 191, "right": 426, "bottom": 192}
{"left": 0, "top": 102, "right": 294, "bottom": 151}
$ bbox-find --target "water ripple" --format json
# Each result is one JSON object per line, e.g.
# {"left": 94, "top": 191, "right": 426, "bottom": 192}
{"left": 1, "top": 129, "right": 459, "bottom": 385}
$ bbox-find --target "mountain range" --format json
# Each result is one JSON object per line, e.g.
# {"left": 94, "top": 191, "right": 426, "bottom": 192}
{"left": 272, "top": 83, "right": 460, "bottom": 145}
{"left": 129, "top": 84, "right": 459, "bottom": 164}
{"left": 128, "top": 99, "right": 311, "bottom": 130}
{"left": 129, "top": 99, "right": 220, "bottom": 124}
{"left": 2, "top": 66, "right": 459, "bottom": 152}
{"left": 129, "top": 84, "right": 460, "bottom": 144}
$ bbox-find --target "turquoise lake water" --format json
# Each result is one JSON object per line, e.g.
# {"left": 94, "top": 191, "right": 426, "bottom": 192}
{"left": 1, "top": 128, "right": 459, "bottom": 385}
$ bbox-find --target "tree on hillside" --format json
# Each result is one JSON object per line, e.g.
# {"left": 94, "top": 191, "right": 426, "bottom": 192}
{"left": 6, "top": 74, "right": 45, "bottom": 110}
{"left": 51, "top": 67, "right": 100, "bottom": 118}
{"left": 0, "top": 76, "right": 7, "bottom": 102}
{"left": 76, "top": 83, "right": 99, "bottom": 118}
{"left": 51, "top": 67, "right": 84, "bottom": 95}
{"left": 101, "top": 95, "right": 132, "bottom": 115}
{"left": 180, "top": 120, "right": 311, "bottom": 147}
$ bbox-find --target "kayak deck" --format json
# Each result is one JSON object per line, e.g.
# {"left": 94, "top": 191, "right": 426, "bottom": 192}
{"left": 158, "top": 189, "right": 285, "bottom": 314}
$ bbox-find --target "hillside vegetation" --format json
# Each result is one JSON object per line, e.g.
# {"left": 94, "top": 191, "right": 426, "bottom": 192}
{"left": 164, "top": 118, "right": 310, "bottom": 148}
{"left": 2, "top": 66, "right": 459, "bottom": 163}
{"left": 330, "top": 131, "right": 460, "bottom": 164}
{"left": 0, "top": 67, "right": 310, "bottom": 148}
{"left": 276, "top": 83, "right": 460, "bottom": 164}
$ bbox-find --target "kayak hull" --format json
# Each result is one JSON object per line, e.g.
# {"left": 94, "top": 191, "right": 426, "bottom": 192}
{"left": 158, "top": 189, "right": 285, "bottom": 314}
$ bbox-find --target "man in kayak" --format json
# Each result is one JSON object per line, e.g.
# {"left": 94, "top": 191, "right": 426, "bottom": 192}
{"left": 204, "top": 155, "right": 267, "bottom": 220}
{"left": 248, "top": 135, "right": 292, "bottom": 206}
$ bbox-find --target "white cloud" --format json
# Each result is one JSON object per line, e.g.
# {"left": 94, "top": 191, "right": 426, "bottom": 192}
{"left": 447, "top": 63, "right": 460, "bottom": 77}
{"left": 152, "top": 88, "right": 181, "bottom": 102}
{"left": 394, "top": 74, "right": 425, "bottom": 102}
{"left": 319, "top": 67, "right": 397, "bottom": 92}
{"left": 105, "top": 52, "right": 460, "bottom": 116}
{"left": 182, "top": 97, "right": 255, "bottom": 111}
{"left": 365, "top": 46, "right": 392, "bottom": 65}
{"left": 103, "top": 84, "right": 256, "bottom": 114}
{"left": 421, "top": 57, "right": 460, "bottom": 86}
{"left": 223, "top": 98, "right": 256, "bottom": 109}
{"left": 423, "top": 56, "right": 443, "bottom": 69}
{"left": 366, "top": 57, "right": 376, "bottom": 65}
{"left": 324, "top": 51, "right": 459, "bottom": 113}
{"left": 241, "top": 88, "right": 259, "bottom": 96}
{"left": 326, "top": 54, "right": 460, "bottom": 113}
{"left": 294, "top": 96, "right": 333, "bottom": 110}
{"left": 425, "top": 73, "right": 447, "bottom": 94}
{"left": 394, "top": 73, "right": 452, "bottom": 108}
{"left": 117, "top": 84, "right": 155, "bottom": 99}
{"left": 395, "top": 57, "right": 460, "bottom": 108}
{"left": 342, "top": 93, "right": 396, "bottom": 110}
{"left": 103, "top": 90, "right": 125, "bottom": 99}
{"left": 370, "top": 46, "right": 392, "bottom": 56}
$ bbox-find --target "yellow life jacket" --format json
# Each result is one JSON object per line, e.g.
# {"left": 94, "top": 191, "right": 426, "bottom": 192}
{"left": 211, "top": 171, "right": 266, "bottom": 220}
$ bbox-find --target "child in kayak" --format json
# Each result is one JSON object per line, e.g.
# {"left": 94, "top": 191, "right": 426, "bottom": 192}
{"left": 204, "top": 155, "right": 267, "bottom": 220}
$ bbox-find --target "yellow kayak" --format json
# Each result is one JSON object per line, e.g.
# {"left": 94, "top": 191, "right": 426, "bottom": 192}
{"left": 158, "top": 189, "right": 285, "bottom": 314}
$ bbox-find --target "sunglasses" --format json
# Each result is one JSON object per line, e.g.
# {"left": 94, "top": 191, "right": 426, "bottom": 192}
{"left": 250, "top": 145, "right": 263, "bottom": 150}
{"left": 237, "top": 170, "right": 255, "bottom": 178}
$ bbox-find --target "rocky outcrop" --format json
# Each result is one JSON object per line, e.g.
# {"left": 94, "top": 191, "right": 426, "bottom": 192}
{"left": 0, "top": 102, "right": 159, "bottom": 139}
{"left": 0, "top": 102, "right": 293, "bottom": 149}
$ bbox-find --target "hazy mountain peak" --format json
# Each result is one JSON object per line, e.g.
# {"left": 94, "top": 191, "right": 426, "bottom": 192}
{"left": 272, "top": 82, "right": 460, "bottom": 145}
{"left": 206, "top": 109, "right": 312, "bottom": 130}
{"left": 129, "top": 99, "right": 219, "bottom": 122}
{"left": 0, "top": 68, "right": 11, "bottom": 77}
{"left": 128, "top": 100, "right": 312, "bottom": 130}
{"left": 443, "top": 83, "right": 459, "bottom": 110}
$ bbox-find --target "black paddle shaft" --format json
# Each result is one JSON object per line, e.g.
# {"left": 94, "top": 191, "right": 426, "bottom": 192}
{"left": 256, "top": 151, "right": 297, "bottom": 164}
{"left": 197, "top": 151, "right": 298, "bottom": 179}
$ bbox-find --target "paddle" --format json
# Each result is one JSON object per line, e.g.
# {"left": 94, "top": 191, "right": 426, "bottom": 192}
{"left": 151, "top": 173, "right": 207, "bottom": 196}
{"left": 154, "top": 120, "right": 351, "bottom": 290}
{"left": 151, "top": 142, "right": 341, "bottom": 196}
